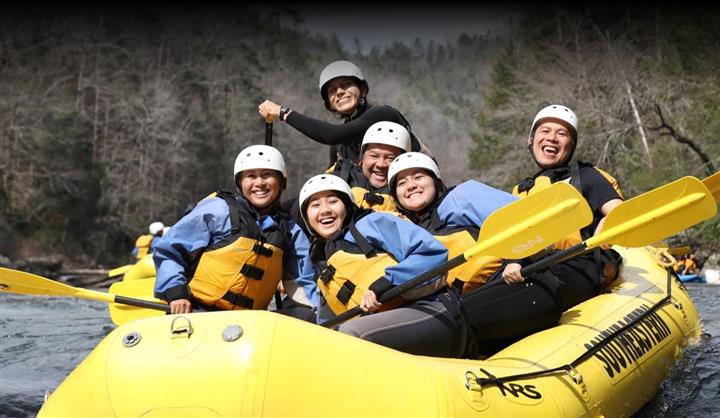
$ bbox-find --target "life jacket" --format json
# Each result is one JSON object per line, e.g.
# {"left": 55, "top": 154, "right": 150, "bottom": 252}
{"left": 327, "top": 158, "right": 401, "bottom": 215}
{"left": 512, "top": 161, "right": 624, "bottom": 285}
{"left": 683, "top": 257, "right": 697, "bottom": 274}
{"left": 512, "top": 161, "right": 624, "bottom": 248}
{"left": 188, "top": 191, "right": 290, "bottom": 311}
{"left": 415, "top": 187, "right": 503, "bottom": 294}
{"left": 134, "top": 235, "right": 154, "bottom": 260}
{"left": 311, "top": 210, "right": 399, "bottom": 315}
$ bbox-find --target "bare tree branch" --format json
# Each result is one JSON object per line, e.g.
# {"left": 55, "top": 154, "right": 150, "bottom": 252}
{"left": 649, "top": 103, "right": 717, "bottom": 176}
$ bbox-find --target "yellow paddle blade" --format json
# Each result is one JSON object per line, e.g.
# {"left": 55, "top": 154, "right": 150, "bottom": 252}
{"left": 108, "top": 264, "right": 132, "bottom": 278}
{"left": 588, "top": 176, "right": 717, "bottom": 248}
{"left": 108, "top": 278, "right": 165, "bottom": 325}
{"left": 470, "top": 182, "right": 593, "bottom": 260}
{"left": 703, "top": 171, "right": 720, "bottom": 203}
{"left": 0, "top": 267, "right": 115, "bottom": 303}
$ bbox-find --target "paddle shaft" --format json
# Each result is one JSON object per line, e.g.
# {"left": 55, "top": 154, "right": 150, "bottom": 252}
{"left": 321, "top": 253, "right": 467, "bottom": 328}
{"left": 265, "top": 120, "right": 272, "bottom": 146}
{"left": 263, "top": 118, "right": 285, "bottom": 308}
{"left": 115, "top": 295, "right": 170, "bottom": 312}
{"left": 521, "top": 243, "right": 588, "bottom": 276}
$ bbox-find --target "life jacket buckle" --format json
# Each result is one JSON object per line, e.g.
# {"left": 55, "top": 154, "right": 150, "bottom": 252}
{"left": 252, "top": 242, "right": 274, "bottom": 258}
{"left": 363, "top": 192, "right": 384, "bottom": 205}
{"left": 315, "top": 265, "right": 335, "bottom": 284}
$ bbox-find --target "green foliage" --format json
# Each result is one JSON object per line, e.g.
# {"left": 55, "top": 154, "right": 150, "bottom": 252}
{"left": 484, "top": 47, "right": 522, "bottom": 110}
{"left": 470, "top": 111, "right": 526, "bottom": 171}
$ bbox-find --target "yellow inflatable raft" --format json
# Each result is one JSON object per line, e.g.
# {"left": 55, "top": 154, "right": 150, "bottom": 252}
{"left": 121, "top": 254, "right": 156, "bottom": 281}
{"left": 38, "top": 246, "right": 700, "bottom": 417}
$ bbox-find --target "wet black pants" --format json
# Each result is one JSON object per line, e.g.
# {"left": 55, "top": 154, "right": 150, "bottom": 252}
{"left": 462, "top": 255, "right": 601, "bottom": 355}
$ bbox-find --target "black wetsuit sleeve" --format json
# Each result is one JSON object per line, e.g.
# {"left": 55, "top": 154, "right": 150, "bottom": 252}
{"left": 579, "top": 166, "right": 622, "bottom": 214}
{"left": 285, "top": 106, "right": 405, "bottom": 146}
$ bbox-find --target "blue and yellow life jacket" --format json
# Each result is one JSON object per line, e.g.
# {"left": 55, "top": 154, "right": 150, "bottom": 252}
{"left": 188, "top": 191, "right": 290, "bottom": 311}
{"left": 312, "top": 210, "right": 399, "bottom": 315}
{"left": 415, "top": 188, "right": 503, "bottom": 294}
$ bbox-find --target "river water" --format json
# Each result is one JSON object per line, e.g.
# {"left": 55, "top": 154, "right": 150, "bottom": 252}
{"left": 1, "top": 283, "right": 719, "bottom": 417}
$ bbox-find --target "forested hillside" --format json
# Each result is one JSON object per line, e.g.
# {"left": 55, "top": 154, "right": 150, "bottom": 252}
{"left": 1, "top": 5, "right": 717, "bottom": 265}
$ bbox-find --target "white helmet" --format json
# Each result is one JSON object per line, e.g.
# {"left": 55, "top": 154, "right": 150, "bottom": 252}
{"left": 233, "top": 145, "right": 287, "bottom": 180}
{"left": 388, "top": 152, "right": 441, "bottom": 189}
{"left": 319, "top": 60, "right": 368, "bottom": 104}
{"left": 299, "top": 174, "right": 356, "bottom": 236}
{"left": 529, "top": 104, "right": 578, "bottom": 138}
{"left": 148, "top": 221, "right": 164, "bottom": 236}
{"left": 361, "top": 121, "right": 411, "bottom": 154}
{"left": 299, "top": 174, "right": 355, "bottom": 211}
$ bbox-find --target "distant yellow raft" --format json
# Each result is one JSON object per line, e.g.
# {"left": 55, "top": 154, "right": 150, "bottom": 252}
{"left": 38, "top": 246, "right": 700, "bottom": 417}
{"left": 107, "top": 254, "right": 155, "bottom": 282}
{"left": 122, "top": 254, "right": 156, "bottom": 281}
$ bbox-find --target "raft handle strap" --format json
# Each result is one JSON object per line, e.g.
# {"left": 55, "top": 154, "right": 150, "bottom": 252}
{"left": 472, "top": 267, "right": 674, "bottom": 388}
{"left": 566, "top": 365, "right": 583, "bottom": 385}
{"left": 170, "top": 316, "right": 193, "bottom": 338}
{"left": 477, "top": 368, "right": 502, "bottom": 386}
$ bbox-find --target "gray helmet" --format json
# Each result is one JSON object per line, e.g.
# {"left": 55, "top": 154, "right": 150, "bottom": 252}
{"left": 318, "top": 60, "right": 368, "bottom": 108}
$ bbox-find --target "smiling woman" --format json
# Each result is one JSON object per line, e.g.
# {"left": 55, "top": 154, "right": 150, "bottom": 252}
{"left": 298, "top": 173, "right": 457, "bottom": 354}
{"left": 257, "top": 60, "right": 423, "bottom": 166}
{"left": 238, "top": 169, "right": 283, "bottom": 212}
{"left": 151, "top": 145, "right": 319, "bottom": 320}
{"left": 388, "top": 152, "right": 517, "bottom": 295}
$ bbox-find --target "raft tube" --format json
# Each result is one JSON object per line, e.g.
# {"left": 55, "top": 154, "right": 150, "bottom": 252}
{"left": 38, "top": 246, "right": 701, "bottom": 417}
